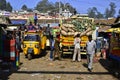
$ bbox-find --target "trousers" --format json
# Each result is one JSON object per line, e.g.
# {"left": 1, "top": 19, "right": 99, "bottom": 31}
{"left": 73, "top": 48, "right": 81, "bottom": 61}
{"left": 87, "top": 53, "right": 94, "bottom": 69}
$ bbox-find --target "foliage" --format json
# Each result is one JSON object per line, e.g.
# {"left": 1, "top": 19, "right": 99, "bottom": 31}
{"left": 35, "top": 0, "right": 53, "bottom": 13}
{"left": 72, "top": 18, "right": 94, "bottom": 32}
{"left": 27, "top": 8, "right": 33, "bottom": 12}
{"left": 119, "top": 9, "right": 120, "bottom": 15}
{"left": 104, "top": 2, "right": 116, "bottom": 18}
{"left": 0, "top": 0, "right": 6, "bottom": 10}
{"left": 87, "top": 7, "right": 97, "bottom": 18}
{"left": 21, "top": 4, "right": 28, "bottom": 10}
{"left": 35, "top": 0, "right": 76, "bottom": 14}
{"left": 6, "top": 2, "right": 12, "bottom": 12}
{"left": 0, "top": 0, "right": 12, "bottom": 12}
{"left": 87, "top": 2, "right": 116, "bottom": 19}
{"left": 87, "top": 7, "right": 104, "bottom": 19}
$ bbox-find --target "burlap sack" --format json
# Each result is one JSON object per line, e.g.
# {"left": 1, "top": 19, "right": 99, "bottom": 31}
{"left": 61, "top": 26, "right": 68, "bottom": 32}
{"left": 86, "top": 30, "right": 93, "bottom": 36}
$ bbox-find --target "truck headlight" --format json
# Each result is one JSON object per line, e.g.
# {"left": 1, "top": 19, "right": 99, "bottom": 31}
{"left": 23, "top": 44, "right": 26, "bottom": 48}
{"left": 35, "top": 44, "right": 39, "bottom": 48}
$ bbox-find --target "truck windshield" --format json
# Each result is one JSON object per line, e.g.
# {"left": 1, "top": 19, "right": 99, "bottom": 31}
{"left": 24, "top": 35, "right": 40, "bottom": 41}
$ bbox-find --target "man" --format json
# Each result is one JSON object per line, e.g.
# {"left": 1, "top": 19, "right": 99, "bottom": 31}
{"left": 101, "top": 38, "right": 108, "bottom": 59}
{"left": 72, "top": 34, "right": 81, "bottom": 62}
{"left": 28, "top": 22, "right": 36, "bottom": 30}
{"left": 34, "top": 13, "right": 38, "bottom": 26}
{"left": 95, "top": 38, "right": 102, "bottom": 60}
{"left": 86, "top": 35, "right": 96, "bottom": 72}
{"left": 53, "top": 33, "right": 61, "bottom": 60}
{"left": 49, "top": 34, "right": 55, "bottom": 61}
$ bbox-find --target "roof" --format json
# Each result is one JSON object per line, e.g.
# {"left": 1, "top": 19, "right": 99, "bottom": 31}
{"left": 94, "top": 18, "right": 116, "bottom": 25}
{"left": 97, "top": 26, "right": 110, "bottom": 32}
{"left": 0, "top": 16, "right": 11, "bottom": 24}
{"left": 111, "top": 22, "right": 120, "bottom": 28}
{"left": 106, "top": 28, "right": 120, "bottom": 33}
{"left": 111, "top": 16, "right": 120, "bottom": 28}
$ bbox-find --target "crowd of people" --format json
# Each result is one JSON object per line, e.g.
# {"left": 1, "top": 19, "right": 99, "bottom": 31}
{"left": 16, "top": 13, "right": 109, "bottom": 72}
{"left": 49, "top": 33, "right": 109, "bottom": 72}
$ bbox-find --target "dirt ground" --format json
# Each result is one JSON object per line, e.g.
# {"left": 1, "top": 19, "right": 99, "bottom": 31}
{"left": 1, "top": 50, "right": 119, "bottom": 80}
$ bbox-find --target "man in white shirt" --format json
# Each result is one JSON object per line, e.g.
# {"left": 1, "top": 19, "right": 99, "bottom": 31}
{"left": 86, "top": 35, "right": 96, "bottom": 72}
{"left": 72, "top": 34, "right": 81, "bottom": 62}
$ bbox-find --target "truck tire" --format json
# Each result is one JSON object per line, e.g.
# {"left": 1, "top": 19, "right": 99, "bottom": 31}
{"left": 25, "top": 55, "right": 27, "bottom": 58}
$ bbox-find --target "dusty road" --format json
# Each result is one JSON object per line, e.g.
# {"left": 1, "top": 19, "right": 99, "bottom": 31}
{"left": 4, "top": 51, "right": 119, "bottom": 80}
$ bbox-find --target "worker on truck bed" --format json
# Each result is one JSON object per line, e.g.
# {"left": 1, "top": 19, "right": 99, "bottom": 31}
{"left": 34, "top": 13, "right": 38, "bottom": 26}
{"left": 27, "top": 21, "right": 36, "bottom": 30}
{"left": 72, "top": 34, "right": 81, "bottom": 62}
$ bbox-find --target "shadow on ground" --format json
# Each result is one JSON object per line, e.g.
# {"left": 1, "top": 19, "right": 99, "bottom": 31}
{"left": 0, "top": 61, "right": 21, "bottom": 80}
{"left": 14, "top": 70, "right": 111, "bottom": 75}
{"left": 99, "top": 59, "right": 120, "bottom": 79}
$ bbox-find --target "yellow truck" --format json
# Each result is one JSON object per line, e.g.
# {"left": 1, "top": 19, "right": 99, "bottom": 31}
{"left": 60, "top": 35, "right": 74, "bottom": 55}
{"left": 60, "top": 14, "right": 94, "bottom": 56}
{"left": 60, "top": 35, "right": 88, "bottom": 56}
{"left": 80, "top": 35, "right": 89, "bottom": 54}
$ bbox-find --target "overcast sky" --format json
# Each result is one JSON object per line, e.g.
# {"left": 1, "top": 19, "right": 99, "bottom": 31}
{"left": 6, "top": 0, "right": 120, "bottom": 16}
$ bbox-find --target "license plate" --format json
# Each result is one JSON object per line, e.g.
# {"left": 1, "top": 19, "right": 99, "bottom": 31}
{"left": 63, "top": 49, "right": 68, "bottom": 51}
{"left": 28, "top": 48, "right": 33, "bottom": 53}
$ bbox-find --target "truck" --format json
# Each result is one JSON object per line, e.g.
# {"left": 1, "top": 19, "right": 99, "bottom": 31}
{"left": 60, "top": 15, "right": 95, "bottom": 56}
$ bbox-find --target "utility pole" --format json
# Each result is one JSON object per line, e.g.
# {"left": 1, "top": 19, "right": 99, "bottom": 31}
{"left": 59, "top": 0, "right": 61, "bottom": 20}
{"left": 59, "top": 0, "right": 62, "bottom": 24}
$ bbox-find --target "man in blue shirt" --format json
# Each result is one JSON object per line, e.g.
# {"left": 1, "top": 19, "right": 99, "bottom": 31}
{"left": 34, "top": 13, "right": 38, "bottom": 26}
{"left": 28, "top": 22, "right": 36, "bottom": 30}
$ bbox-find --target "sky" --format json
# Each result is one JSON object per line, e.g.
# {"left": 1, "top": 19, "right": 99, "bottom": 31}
{"left": 6, "top": 0, "right": 120, "bottom": 16}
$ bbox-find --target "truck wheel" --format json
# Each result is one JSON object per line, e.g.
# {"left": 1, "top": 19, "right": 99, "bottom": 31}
{"left": 25, "top": 55, "right": 27, "bottom": 58}
{"left": 28, "top": 54, "right": 32, "bottom": 60}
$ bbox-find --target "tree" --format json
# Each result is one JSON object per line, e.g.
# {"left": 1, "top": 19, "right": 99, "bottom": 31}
{"left": 104, "top": 8, "right": 110, "bottom": 18}
{"left": 87, "top": 7, "right": 104, "bottom": 18}
{"left": 54, "top": 2, "right": 64, "bottom": 13}
{"left": 35, "top": 0, "right": 51, "bottom": 12}
{"left": 27, "top": 8, "right": 33, "bottom": 12}
{"left": 109, "top": 2, "right": 116, "bottom": 17}
{"left": 0, "top": 0, "right": 6, "bottom": 10}
{"left": 87, "top": 7, "right": 97, "bottom": 18}
{"left": 35, "top": 0, "right": 76, "bottom": 13}
{"left": 104, "top": 2, "right": 116, "bottom": 18}
{"left": 96, "top": 12, "right": 104, "bottom": 19}
{"left": 21, "top": 4, "right": 28, "bottom": 10}
{"left": 0, "top": 0, "right": 13, "bottom": 11}
{"left": 6, "top": 2, "right": 12, "bottom": 12}
{"left": 118, "top": 9, "right": 120, "bottom": 15}
{"left": 65, "top": 3, "right": 76, "bottom": 13}
{"left": 73, "top": 8, "right": 77, "bottom": 15}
